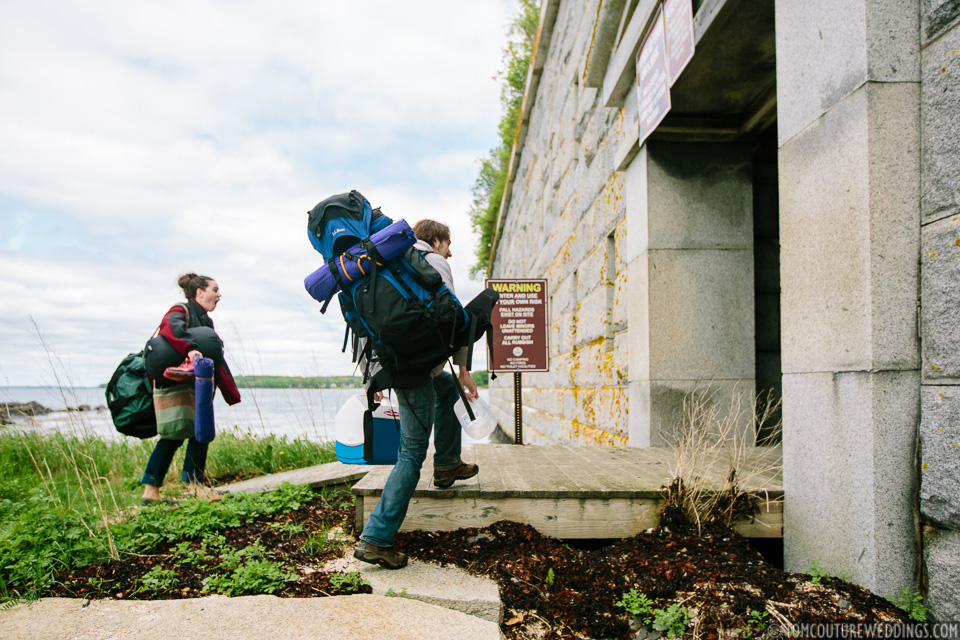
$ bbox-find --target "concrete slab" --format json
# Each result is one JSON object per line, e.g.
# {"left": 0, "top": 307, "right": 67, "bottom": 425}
{"left": 326, "top": 545, "right": 503, "bottom": 624}
{"left": 216, "top": 461, "right": 369, "bottom": 495}
{"left": 0, "top": 594, "right": 504, "bottom": 640}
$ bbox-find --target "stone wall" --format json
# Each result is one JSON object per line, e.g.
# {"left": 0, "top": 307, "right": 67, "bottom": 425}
{"left": 489, "top": 0, "right": 630, "bottom": 446}
{"left": 489, "top": 0, "right": 960, "bottom": 617}
{"left": 919, "top": 3, "right": 960, "bottom": 621}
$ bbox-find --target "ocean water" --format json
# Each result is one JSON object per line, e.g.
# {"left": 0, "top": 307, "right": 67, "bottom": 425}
{"left": 0, "top": 386, "right": 493, "bottom": 445}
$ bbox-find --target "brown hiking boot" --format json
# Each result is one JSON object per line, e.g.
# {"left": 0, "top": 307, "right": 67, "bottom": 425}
{"left": 433, "top": 462, "right": 479, "bottom": 488}
{"left": 353, "top": 540, "right": 408, "bottom": 569}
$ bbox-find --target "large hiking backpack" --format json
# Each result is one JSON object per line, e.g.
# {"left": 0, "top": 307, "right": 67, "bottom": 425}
{"left": 105, "top": 350, "right": 157, "bottom": 439}
{"left": 305, "top": 191, "right": 476, "bottom": 387}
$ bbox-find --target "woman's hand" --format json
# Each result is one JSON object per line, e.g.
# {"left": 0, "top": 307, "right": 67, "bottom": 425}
{"left": 187, "top": 350, "right": 202, "bottom": 363}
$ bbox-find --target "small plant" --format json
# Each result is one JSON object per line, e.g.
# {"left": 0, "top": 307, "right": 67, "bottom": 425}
{"left": 889, "top": 587, "right": 927, "bottom": 622}
{"left": 735, "top": 609, "right": 768, "bottom": 638}
{"left": 302, "top": 530, "right": 335, "bottom": 556}
{"left": 386, "top": 587, "right": 410, "bottom": 598}
{"left": 328, "top": 571, "right": 369, "bottom": 593}
{"left": 202, "top": 559, "right": 296, "bottom": 596}
{"left": 616, "top": 590, "right": 691, "bottom": 638}
{"left": 275, "top": 521, "right": 305, "bottom": 539}
{"left": 806, "top": 560, "right": 829, "bottom": 585}
{"left": 616, "top": 589, "right": 655, "bottom": 624}
{"left": 544, "top": 567, "right": 555, "bottom": 587}
{"left": 140, "top": 566, "right": 179, "bottom": 592}
{"left": 652, "top": 602, "right": 692, "bottom": 638}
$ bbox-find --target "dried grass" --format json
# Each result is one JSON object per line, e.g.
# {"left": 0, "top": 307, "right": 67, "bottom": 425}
{"left": 663, "top": 387, "right": 783, "bottom": 534}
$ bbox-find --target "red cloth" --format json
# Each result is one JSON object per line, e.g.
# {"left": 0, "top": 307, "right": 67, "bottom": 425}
{"left": 158, "top": 305, "right": 242, "bottom": 406}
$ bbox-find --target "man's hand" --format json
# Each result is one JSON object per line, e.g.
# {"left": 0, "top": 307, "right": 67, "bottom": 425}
{"left": 458, "top": 366, "right": 479, "bottom": 400}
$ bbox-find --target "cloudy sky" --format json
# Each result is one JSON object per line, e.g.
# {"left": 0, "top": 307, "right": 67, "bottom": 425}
{"left": 0, "top": 0, "right": 515, "bottom": 388}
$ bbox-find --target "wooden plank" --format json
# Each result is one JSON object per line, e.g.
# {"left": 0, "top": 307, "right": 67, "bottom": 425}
{"left": 350, "top": 464, "right": 393, "bottom": 495}
{"left": 426, "top": 444, "right": 481, "bottom": 497}
{"left": 521, "top": 444, "right": 586, "bottom": 494}
{"left": 364, "top": 495, "right": 665, "bottom": 539}
{"left": 473, "top": 443, "right": 507, "bottom": 497}
{"left": 491, "top": 444, "right": 541, "bottom": 495}
{"left": 733, "top": 498, "right": 783, "bottom": 538}
{"left": 217, "top": 461, "right": 369, "bottom": 495}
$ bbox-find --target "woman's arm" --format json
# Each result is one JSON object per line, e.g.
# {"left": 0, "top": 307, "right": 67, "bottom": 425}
{"left": 158, "top": 305, "right": 196, "bottom": 357}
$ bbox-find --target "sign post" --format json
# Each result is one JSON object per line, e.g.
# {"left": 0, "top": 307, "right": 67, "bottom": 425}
{"left": 486, "top": 279, "right": 549, "bottom": 445}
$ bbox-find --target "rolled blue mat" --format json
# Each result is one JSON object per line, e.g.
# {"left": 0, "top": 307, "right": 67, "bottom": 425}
{"left": 194, "top": 357, "right": 216, "bottom": 443}
{"left": 304, "top": 218, "right": 417, "bottom": 306}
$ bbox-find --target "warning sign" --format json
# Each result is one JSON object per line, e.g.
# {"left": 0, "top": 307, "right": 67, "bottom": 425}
{"left": 486, "top": 279, "right": 549, "bottom": 372}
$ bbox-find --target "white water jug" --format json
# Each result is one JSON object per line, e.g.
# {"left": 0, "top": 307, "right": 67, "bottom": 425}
{"left": 454, "top": 395, "right": 497, "bottom": 439}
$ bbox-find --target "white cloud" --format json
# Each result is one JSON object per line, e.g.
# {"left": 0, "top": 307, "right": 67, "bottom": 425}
{"left": 0, "top": 0, "right": 509, "bottom": 386}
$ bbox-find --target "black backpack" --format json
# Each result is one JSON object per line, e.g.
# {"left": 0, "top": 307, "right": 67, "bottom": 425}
{"left": 305, "top": 191, "right": 496, "bottom": 390}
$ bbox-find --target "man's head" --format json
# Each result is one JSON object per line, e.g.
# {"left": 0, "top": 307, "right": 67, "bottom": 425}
{"left": 413, "top": 219, "right": 452, "bottom": 258}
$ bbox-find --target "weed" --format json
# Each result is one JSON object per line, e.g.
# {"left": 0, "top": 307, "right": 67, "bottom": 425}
{"left": 302, "top": 530, "right": 335, "bottom": 556}
{"left": 274, "top": 521, "right": 305, "bottom": 539}
{"left": 806, "top": 560, "right": 829, "bottom": 585}
{"left": 616, "top": 589, "right": 655, "bottom": 625}
{"left": 889, "top": 587, "right": 927, "bottom": 622}
{"left": 328, "top": 571, "right": 369, "bottom": 593}
{"left": 616, "top": 589, "right": 691, "bottom": 638}
{"left": 202, "top": 558, "right": 297, "bottom": 596}
{"left": 386, "top": 587, "right": 410, "bottom": 598}
{"left": 653, "top": 602, "right": 692, "bottom": 638}
{"left": 734, "top": 609, "right": 768, "bottom": 638}
{"left": 663, "top": 388, "right": 783, "bottom": 534}
{"left": 544, "top": 567, "right": 555, "bottom": 587}
{"left": 140, "top": 566, "right": 179, "bottom": 592}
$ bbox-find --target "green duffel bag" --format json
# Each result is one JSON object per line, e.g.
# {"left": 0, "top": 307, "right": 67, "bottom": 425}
{"left": 154, "top": 383, "right": 195, "bottom": 440}
{"left": 105, "top": 350, "right": 157, "bottom": 439}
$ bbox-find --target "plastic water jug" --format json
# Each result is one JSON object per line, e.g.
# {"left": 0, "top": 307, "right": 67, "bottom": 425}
{"left": 454, "top": 396, "right": 497, "bottom": 440}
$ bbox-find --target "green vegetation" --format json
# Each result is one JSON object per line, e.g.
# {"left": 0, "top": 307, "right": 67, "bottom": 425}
{"left": 805, "top": 560, "right": 829, "bottom": 585}
{"left": 0, "top": 428, "right": 338, "bottom": 602}
{"left": 233, "top": 375, "right": 362, "bottom": 389}
{"left": 328, "top": 571, "right": 369, "bottom": 593}
{"left": 471, "top": 370, "right": 489, "bottom": 387}
{"left": 889, "top": 587, "right": 927, "bottom": 622}
{"left": 735, "top": 609, "right": 769, "bottom": 638}
{"left": 616, "top": 589, "right": 692, "bottom": 638}
{"left": 468, "top": 0, "right": 540, "bottom": 277}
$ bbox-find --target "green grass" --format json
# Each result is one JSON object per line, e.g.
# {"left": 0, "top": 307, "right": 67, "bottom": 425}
{"left": 0, "top": 428, "right": 337, "bottom": 602}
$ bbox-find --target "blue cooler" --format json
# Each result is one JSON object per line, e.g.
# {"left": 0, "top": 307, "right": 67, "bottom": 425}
{"left": 335, "top": 393, "right": 402, "bottom": 464}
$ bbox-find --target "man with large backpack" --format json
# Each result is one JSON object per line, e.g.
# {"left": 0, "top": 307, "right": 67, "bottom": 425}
{"left": 353, "top": 218, "right": 481, "bottom": 569}
{"left": 304, "top": 192, "right": 497, "bottom": 569}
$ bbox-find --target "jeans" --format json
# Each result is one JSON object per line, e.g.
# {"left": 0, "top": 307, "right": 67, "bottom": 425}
{"left": 141, "top": 437, "right": 209, "bottom": 486}
{"left": 360, "top": 370, "right": 463, "bottom": 547}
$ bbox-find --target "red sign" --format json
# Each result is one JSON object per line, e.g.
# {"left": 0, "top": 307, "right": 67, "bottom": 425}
{"left": 664, "top": 0, "right": 695, "bottom": 85}
{"left": 486, "top": 279, "right": 549, "bottom": 372}
{"left": 637, "top": 5, "right": 670, "bottom": 145}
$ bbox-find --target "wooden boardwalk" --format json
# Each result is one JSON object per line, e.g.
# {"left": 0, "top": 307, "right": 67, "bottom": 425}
{"left": 352, "top": 444, "right": 783, "bottom": 539}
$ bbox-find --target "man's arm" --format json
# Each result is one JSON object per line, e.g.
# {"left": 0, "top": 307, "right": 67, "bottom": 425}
{"left": 458, "top": 365, "right": 478, "bottom": 400}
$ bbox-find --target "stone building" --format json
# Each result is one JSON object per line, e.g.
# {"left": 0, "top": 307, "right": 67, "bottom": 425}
{"left": 487, "top": 0, "right": 960, "bottom": 619}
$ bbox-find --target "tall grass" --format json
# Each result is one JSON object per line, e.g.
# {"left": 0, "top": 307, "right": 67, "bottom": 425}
{"left": 662, "top": 388, "right": 783, "bottom": 534}
{"left": 0, "top": 324, "right": 341, "bottom": 601}
{"left": 0, "top": 426, "right": 336, "bottom": 601}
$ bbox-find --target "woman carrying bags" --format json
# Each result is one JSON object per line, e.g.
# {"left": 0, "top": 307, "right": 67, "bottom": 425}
{"left": 140, "top": 273, "right": 241, "bottom": 505}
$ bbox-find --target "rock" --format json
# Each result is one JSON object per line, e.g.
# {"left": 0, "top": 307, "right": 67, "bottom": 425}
{"left": 0, "top": 401, "right": 51, "bottom": 418}
{"left": 467, "top": 533, "right": 496, "bottom": 544}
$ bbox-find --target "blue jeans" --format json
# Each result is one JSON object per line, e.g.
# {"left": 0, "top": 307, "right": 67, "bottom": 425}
{"left": 360, "top": 371, "right": 463, "bottom": 547}
{"left": 141, "top": 437, "right": 209, "bottom": 486}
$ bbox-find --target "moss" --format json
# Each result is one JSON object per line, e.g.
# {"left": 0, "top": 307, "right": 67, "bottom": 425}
{"left": 468, "top": 0, "right": 540, "bottom": 278}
